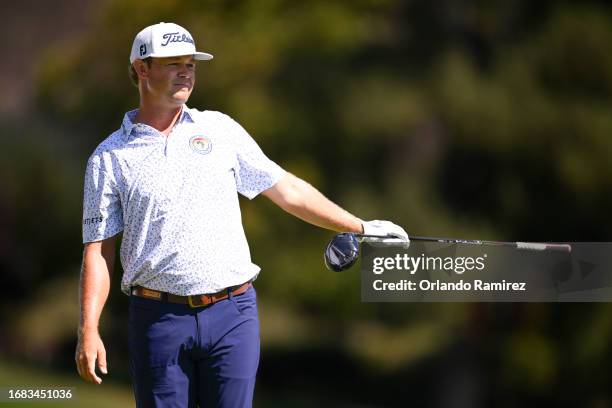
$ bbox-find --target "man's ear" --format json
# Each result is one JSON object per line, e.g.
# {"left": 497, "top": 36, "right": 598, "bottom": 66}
{"left": 133, "top": 60, "right": 149, "bottom": 80}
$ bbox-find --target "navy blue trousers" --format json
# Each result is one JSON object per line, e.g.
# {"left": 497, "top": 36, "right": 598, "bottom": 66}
{"left": 128, "top": 286, "right": 260, "bottom": 408}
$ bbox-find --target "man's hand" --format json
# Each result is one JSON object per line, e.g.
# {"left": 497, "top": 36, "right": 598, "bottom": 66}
{"left": 362, "top": 220, "right": 410, "bottom": 242}
{"left": 75, "top": 330, "right": 107, "bottom": 384}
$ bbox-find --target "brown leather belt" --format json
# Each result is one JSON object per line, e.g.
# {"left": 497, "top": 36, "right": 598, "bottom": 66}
{"left": 131, "top": 282, "right": 252, "bottom": 308}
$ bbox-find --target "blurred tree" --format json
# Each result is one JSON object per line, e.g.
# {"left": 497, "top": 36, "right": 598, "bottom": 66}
{"left": 0, "top": 1, "right": 611, "bottom": 405}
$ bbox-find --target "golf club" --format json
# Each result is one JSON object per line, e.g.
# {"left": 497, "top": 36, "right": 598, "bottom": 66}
{"left": 324, "top": 233, "right": 572, "bottom": 272}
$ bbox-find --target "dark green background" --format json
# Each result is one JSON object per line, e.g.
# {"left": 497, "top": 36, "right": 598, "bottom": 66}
{"left": 1, "top": 1, "right": 612, "bottom": 406}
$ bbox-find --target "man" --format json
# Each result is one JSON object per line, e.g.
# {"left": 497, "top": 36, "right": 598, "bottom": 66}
{"left": 75, "top": 22, "right": 408, "bottom": 408}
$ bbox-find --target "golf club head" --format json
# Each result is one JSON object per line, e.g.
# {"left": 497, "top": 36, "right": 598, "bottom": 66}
{"left": 324, "top": 233, "right": 361, "bottom": 272}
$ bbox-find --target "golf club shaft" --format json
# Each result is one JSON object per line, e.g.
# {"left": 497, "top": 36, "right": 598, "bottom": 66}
{"left": 358, "top": 234, "right": 572, "bottom": 253}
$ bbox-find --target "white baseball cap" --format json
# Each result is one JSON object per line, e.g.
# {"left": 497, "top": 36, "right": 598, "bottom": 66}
{"left": 130, "top": 22, "right": 213, "bottom": 64}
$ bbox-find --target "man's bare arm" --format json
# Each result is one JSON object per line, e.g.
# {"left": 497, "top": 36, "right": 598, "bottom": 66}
{"left": 75, "top": 235, "right": 117, "bottom": 384}
{"left": 261, "top": 172, "right": 364, "bottom": 233}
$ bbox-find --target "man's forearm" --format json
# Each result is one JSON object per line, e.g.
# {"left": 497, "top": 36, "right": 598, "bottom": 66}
{"left": 264, "top": 173, "right": 363, "bottom": 233}
{"left": 79, "top": 243, "right": 114, "bottom": 335}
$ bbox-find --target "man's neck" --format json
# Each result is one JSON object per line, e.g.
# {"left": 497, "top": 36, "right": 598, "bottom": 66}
{"left": 134, "top": 103, "right": 184, "bottom": 136}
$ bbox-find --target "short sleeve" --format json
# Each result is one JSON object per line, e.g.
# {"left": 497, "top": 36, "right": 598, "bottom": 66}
{"left": 82, "top": 156, "right": 124, "bottom": 243}
{"left": 229, "top": 117, "right": 286, "bottom": 199}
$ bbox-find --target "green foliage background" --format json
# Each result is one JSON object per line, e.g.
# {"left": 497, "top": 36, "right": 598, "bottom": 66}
{"left": 2, "top": 1, "right": 612, "bottom": 406}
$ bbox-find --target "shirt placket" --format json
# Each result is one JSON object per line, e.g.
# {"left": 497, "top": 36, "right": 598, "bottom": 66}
{"left": 164, "top": 131, "right": 172, "bottom": 158}
{"left": 163, "top": 126, "right": 181, "bottom": 200}
{"left": 165, "top": 121, "right": 182, "bottom": 159}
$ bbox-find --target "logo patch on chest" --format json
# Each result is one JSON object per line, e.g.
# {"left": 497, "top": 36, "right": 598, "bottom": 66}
{"left": 189, "top": 135, "right": 212, "bottom": 155}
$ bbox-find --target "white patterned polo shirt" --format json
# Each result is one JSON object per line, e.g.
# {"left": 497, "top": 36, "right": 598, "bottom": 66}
{"left": 82, "top": 106, "right": 285, "bottom": 296}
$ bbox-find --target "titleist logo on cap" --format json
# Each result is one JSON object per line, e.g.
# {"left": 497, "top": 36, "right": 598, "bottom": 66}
{"left": 161, "top": 32, "right": 195, "bottom": 47}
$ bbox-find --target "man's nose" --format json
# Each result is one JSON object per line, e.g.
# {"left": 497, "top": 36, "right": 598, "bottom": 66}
{"left": 178, "top": 64, "right": 191, "bottom": 76}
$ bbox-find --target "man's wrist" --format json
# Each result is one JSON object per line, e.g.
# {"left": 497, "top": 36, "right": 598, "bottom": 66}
{"left": 78, "top": 324, "right": 99, "bottom": 338}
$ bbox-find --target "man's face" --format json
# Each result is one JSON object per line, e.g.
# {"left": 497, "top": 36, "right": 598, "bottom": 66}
{"left": 138, "top": 55, "right": 196, "bottom": 106}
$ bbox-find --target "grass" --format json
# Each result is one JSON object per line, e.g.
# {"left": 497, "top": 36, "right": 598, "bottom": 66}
{"left": 0, "top": 360, "right": 134, "bottom": 407}
{"left": 0, "top": 360, "right": 350, "bottom": 408}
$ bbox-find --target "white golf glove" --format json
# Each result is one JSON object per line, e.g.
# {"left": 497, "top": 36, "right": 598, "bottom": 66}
{"left": 362, "top": 220, "right": 410, "bottom": 247}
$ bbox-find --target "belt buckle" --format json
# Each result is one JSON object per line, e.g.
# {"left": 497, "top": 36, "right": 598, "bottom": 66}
{"left": 188, "top": 295, "right": 208, "bottom": 308}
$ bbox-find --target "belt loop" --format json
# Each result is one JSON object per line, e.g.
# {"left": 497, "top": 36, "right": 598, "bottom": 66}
{"left": 227, "top": 287, "right": 233, "bottom": 299}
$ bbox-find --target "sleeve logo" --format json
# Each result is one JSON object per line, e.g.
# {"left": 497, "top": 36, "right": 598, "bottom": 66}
{"left": 83, "top": 216, "right": 104, "bottom": 225}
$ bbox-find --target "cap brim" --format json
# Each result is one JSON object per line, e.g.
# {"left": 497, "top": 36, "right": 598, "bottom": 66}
{"left": 194, "top": 52, "right": 213, "bottom": 60}
{"left": 143, "top": 52, "right": 214, "bottom": 61}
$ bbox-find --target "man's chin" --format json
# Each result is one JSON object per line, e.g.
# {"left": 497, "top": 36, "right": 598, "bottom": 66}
{"left": 171, "top": 91, "right": 192, "bottom": 105}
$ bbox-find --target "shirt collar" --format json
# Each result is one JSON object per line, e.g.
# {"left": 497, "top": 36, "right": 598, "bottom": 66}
{"left": 121, "top": 105, "right": 195, "bottom": 139}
